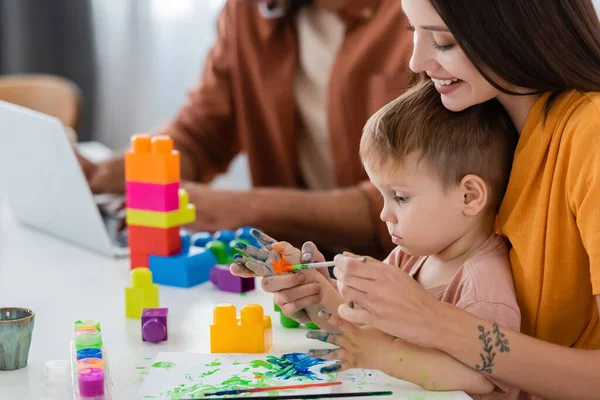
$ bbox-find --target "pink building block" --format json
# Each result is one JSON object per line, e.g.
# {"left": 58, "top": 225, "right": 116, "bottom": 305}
{"left": 126, "top": 182, "right": 180, "bottom": 212}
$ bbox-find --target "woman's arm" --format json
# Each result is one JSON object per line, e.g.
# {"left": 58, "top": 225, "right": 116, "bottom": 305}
{"left": 308, "top": 315, "right": 495, "bottom": 394}
{"left": 334, "top": 255, "right": 600, "bottom": 400}
{"left": 431, "top": 298, "right": 600, "bottom": 400}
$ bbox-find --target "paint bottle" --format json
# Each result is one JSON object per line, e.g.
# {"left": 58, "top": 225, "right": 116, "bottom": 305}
{"left": 77, "top": 358, "right": 104, "bottom": 371}
{"left": 76, "top": 348, "right": 102, "bottom": 361}
{"left": 78, "top": 368, "right": 104, "bottom": 398}
{"left": 74, "top": 332, "right": 103, "bottom": 351}
{"left": 75, "top": 329, "right": 100, "bottom": 336}
{"left": 73, "top": 319, "right": 101, "bottom": 333}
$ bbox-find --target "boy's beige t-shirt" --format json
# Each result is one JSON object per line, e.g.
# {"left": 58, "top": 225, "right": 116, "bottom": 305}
{"left": 385, "top": 233, "right": 521, "bottom": 399}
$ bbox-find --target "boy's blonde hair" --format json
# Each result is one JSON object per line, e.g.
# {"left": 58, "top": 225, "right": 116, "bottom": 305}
{"left": 360, "top": 80, "right": 518, "bottom": 210}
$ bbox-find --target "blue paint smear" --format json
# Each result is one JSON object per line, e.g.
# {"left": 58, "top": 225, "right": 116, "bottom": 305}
{"left": 265, "top": 353, "right": 327, "bottom": 381}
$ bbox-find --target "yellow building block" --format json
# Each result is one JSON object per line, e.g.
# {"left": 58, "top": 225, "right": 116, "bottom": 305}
{"left": 126, "top": 208, "right": 181, "bottom": 229}
{"left": 210, "top": 304, "right": 272, "bottom": 353}
{"left": 125, "top": 268, "right": 159, "bottom": 318}
{"left": 177, "top": 189, "right": 195, "bottom": 225}
{"left": 126, "top": 188, "right": 196, "bottom": 228}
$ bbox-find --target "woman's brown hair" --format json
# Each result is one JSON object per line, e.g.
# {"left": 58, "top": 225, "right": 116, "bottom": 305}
{"left": 428, "top": 0, "right": 600, "bottom": 114}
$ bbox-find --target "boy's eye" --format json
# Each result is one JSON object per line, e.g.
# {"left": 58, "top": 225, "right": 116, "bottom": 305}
{"left": 394, "top": 195, "right": 409, "bottom": 204}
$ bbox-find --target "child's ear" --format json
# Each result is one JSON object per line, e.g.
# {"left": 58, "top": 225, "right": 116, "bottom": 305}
{"left": 459, "top": 174, "right": 488, "bottom": 216}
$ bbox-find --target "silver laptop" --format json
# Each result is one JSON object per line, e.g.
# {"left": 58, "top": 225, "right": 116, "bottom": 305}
{"left": 0, "top": 100, "right": 129, "bottom": 257}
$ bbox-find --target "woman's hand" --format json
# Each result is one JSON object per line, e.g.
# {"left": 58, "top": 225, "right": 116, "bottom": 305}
{"left": 334, "top": 252, "right": 443, "bottom": 347}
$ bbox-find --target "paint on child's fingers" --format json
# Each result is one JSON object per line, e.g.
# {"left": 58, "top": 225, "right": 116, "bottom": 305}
{"left": 250, "top": 228, "right": 277, "bottom": 249}
{"left": 307, "top": 348, "right": 344, "bottom": 361}
{"left": 235, "top": 242, "right": 270, "bottom": 261}
{"left": 306, "top": 331, "right": 343, "bottom": 345}
{"left": 320, "top": 363, "right": 344, "bottom": 373}
{"left": 245, "top": 260, "right": 273, "bottom": 276}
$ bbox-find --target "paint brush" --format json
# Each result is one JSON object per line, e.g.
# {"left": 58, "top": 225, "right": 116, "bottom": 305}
{"left": 203, "top": 381, "right": 341, "bottom": 396}
{"left": 272, "top": 255, "right": 335, "bottom": 275}
{"left": 196, "top": 391, "right": 393, "bottom": 399}
{"left": 290, "top": 261, "right": 335, "bottom": 271}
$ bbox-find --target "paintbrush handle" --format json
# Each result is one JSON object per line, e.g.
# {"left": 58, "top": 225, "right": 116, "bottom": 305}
{"left": 292, "top": 261, "right": 336, "bottom": 270}
{"left": 204, "top": 381, "right": 342, "bottom": 396}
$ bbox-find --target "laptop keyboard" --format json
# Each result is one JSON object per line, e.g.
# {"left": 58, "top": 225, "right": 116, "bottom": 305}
{"left": 97, "top": 201, "right": 129, "bottom": 249}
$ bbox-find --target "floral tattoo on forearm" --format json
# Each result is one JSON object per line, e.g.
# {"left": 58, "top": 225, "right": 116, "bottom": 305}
{"left": 475, "top": 323, "right": 510, "bottom": 373}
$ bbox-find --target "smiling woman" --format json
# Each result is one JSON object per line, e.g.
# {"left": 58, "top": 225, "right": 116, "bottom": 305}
{"left": 335, "top": 1, "right": 600, "bottom": 399}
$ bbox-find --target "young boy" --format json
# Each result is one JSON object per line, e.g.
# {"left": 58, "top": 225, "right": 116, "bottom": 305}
{"left": 233, "top": 80, "right": 521, "bottom": 397}
{"left": 304, "top": 80, "right": 522, "bottom": 398}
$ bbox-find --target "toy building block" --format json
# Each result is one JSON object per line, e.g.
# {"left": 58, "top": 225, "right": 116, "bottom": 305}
{"left": 274, "top": 303, "right": 319, "bottom": 330}
{"left": 126, "top": 182, "right": 179, "bottom": 212}
{"left": 130, "top": 251, "right": 149, "bottom": 270}
{"left": 126, "top": 189, "right": 195, "bottom": 229}
{"left": 210, "top": 304, "right": 272, "bottom": 353}
{"left": 206, "top": 240, "right": 229, "bottom": 265}
{"left": 213, "top": 230, "right": 235, "bottom": 245}
{"left": 236, "top": 226, "right": 261, "bottom": 248}
{"left": 128, "top": 225, "right": 181, "bottom": 256}
{"left": 125, "top": 268, "right": 159, "bottom": 318}
{"left": 149, "top": 233, "right": 217, "bottom": 288}
{"left": 191, "top": 232, "right": 213, "bottom": 247}
{"left": 141, "top": 308, "right": 168, "bottom": 343}
{"left": 125, "top": 135, "right": 180, "bottom": 184}
{"left": 210, "top": 265, "right": 255, "bottom": 293}
{"left": 177, "top": 189, "right": 195, "bottom": 226}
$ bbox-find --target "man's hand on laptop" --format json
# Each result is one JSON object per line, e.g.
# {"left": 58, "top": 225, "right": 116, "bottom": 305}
{"left": 76, "top": 152, "right": 126, "bottom": 194}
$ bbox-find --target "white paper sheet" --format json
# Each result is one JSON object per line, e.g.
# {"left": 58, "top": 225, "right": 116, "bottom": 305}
{"left": 135, "top": 352, "right": 471, "bottom": 400}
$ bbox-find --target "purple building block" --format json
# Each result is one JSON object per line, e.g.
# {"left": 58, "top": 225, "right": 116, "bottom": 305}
{"left": 210, "top": 265, "right": 255, "bottom": 293}
{"left": 141, "top": 308, "right": 168, "bottom": 342}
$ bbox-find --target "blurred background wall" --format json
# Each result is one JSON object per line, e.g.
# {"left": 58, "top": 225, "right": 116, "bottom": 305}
{"left": 0, "top": 0, "right": 599, "bottom": 186}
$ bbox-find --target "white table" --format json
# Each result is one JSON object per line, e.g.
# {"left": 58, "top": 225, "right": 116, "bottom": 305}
{"left": 0, "top": 198, "right": 468, "bottom": 400}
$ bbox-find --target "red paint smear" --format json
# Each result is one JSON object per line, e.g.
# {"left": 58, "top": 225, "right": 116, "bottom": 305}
{"left": 272, "top": 254, "right": 294, "bottom": 275}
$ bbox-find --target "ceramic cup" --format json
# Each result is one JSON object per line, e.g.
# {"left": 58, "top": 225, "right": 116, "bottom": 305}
{"left": 0, "top": 307, "right": 35, "bottom": 371}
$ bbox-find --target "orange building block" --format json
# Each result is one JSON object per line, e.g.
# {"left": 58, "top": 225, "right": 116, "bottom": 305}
{"left": 128, "top": 225, "right": 181, "bottom": 256}
{"left": 130, "top": 251, "right": 149, "bottom": 270}
{"left": 210, "top": 304, "right": 272, "bottom": 353}
{"left": 125, "top": 134, "right": 180, "bottom": 184}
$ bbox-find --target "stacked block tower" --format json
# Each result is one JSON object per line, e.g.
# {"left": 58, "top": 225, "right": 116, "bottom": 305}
{"left": 125, "top": 134, "right": 217, "bottom": 288}
{"left": 125, "top": 134, "right": 192, "bottom": 268}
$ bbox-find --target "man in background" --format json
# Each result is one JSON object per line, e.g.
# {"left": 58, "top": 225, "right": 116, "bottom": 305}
{"left": 80, "top": 0, "right": 413, "bottom": 258}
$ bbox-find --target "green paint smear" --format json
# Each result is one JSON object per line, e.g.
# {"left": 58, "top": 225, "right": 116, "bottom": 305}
{"left": 135, "top": 366, "right": 146, "bottom": 370}
{"left": 249, "top": 359, "right": 274, "bottom": 369}
{"left": 240, "top": 293, "right": 248, "bottom": 297}
{"left": 205, "top": 359, "right": 222, "bottom": 367}
{"left": 152, "top": 361, "right": 176, "bottom": 370}
{"left": 145, "top": 357, "right": 152, "bottom": 360}
{"left": 162, "top": 353, "right": 331, "bottom": 399}
{"left": 200, "top": 368, "right": 220, "bottom": 378}
{"left": 185, "top": 373, "right": 193, "bottom": 382}
{"left": 233, "top": 361, "right": 242, "bottom": 365}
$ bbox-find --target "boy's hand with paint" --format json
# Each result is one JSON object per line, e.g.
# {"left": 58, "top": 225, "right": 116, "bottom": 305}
{"left": 306, "top": 312, "right": 495, "bottom": 394}
{"left": 230, "top": 229, "right": 345, "bottom": 332}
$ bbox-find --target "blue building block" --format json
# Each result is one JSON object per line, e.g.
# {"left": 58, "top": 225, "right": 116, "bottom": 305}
{"left": 214, "top": 230, "right": 235, "bottom": 245}
{"left": 191, "top": 232, "right": 212, "bottom": 248}
{"left": 149, "top": 234, "right": 217, "bottom": 288}
{"left": 235, "top": 227, "right": 261, "bottom": 248}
